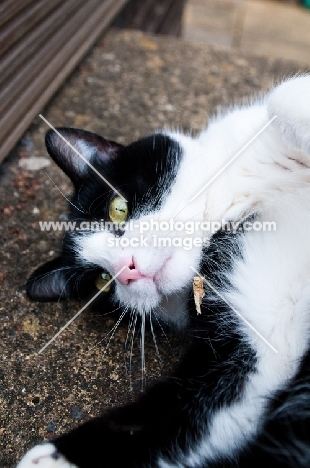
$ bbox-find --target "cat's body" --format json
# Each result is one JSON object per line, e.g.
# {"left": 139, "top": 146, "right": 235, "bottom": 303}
{"left": 18, "top": 76, "right": 310, "bottom": 467}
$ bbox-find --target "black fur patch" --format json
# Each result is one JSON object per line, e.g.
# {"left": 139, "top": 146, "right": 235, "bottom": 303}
{"left": 26, "top": 133, "right": 183, "bottom": 302}
{"left": 70, "top": 133, "right": 183, "bottom": 221}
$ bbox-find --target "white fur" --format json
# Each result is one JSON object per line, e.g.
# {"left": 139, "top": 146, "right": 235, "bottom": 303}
{"left": 16, "top": 444, "right": 75, "bottom": 468}
{"left": 77, "top": 77, "right": 310, "bottom": 325}
{"left": 156, "top": 76, "right": 310, "bottom": 466}
{"left": 159, "top": 197, "right": 310, "bottom": 467}
{"left": 74, "top": 140, "right": 95, "bottom": 175}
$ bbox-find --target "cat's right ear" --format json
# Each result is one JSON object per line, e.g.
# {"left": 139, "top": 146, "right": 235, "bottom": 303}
{"left": 45, "top": 128, "right": 123, "bottom": 185}
{"left": 26, "top": 257, "right": 71, "bottom": 302}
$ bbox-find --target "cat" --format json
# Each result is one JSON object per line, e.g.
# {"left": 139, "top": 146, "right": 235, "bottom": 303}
{"left": 17, "top": 75, "right": 310, "bottom": 468}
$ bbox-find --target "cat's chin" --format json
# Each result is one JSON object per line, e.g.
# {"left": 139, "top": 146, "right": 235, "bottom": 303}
{"left": 115, "top": 277, "right": 162, "bottom": 313}
{"left": 115, "top": 277, "right": 190, "bottom": 329}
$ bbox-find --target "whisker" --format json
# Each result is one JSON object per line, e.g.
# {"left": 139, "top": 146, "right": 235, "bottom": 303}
{"left": 149, "top": 311, "right": 163, "bottom": 369}
{"left": 90, "top": 304, "right": 123, "bottom": 318}
{"left": 76, "top": 179, "right": 89, "bottom": 215}
{"left": 43, "top": 170, "right": 87, "bottom": 214}
{"left": 124, "top": 309, "right": 135, "bottom": 373}
{"left": 140, "top": 310, "right": 146, "bottom": 389}
{"left": 86, "top": 308, "right": 127, "bottom": 354}
{"left": 30, "top": 265, "right": 73, "bottom": 280}
{"left": 90, "top": 193, "right": 111, "bottom": 218}
{"left": 57, "top": 272, "right": 76, "bottom": 303}
{"left": 152, "top": 309, "right": 172, "bottom": 349}
{"left": 130, "top": 311, "right": 139, "bottom": 386}
{"left": 103, "top": 309, "right": 127, "bottom": 354}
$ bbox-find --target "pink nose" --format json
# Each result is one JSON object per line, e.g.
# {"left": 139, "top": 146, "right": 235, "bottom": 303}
{"left": 117, "top": 258, "right": 146, "bottom": 285}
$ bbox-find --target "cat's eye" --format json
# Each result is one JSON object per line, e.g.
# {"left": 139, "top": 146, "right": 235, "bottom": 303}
{"left": 95, "top": 272, "right": 111, "bottom": 292}
{"left": 109, "top": 197, "right": 128, "bottom": 224}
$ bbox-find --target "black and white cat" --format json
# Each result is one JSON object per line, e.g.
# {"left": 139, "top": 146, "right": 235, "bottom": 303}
{"left": 18, "top": 76, "right": 310, "bottom": 467}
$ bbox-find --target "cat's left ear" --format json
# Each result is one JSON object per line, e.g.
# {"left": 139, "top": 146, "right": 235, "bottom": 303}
{"left": 45, "top": 128, "right": 123, "bottom": 185}
{"left": 26, "top": 257, "right": 72, "bottom": 301}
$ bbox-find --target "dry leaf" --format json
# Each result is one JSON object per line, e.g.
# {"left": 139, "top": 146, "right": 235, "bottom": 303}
{"left": 139, "top": 37, "right": 158, "bottom": 51}
{"left": 193, "top": 276, "right": 205, "bottom": 315}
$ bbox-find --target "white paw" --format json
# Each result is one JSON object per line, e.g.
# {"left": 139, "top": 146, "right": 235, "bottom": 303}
{"left": 16, "top": 443, "right": 77, "bottom": 468}
{"left": 267, "top": 75, "right": 310, "bottom": 155}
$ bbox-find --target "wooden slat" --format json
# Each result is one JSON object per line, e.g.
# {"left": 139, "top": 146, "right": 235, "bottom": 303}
{"left": 0, "top": 0, "right": 188, "bottom": 163}
{"left": 0, "top": 0, "right": 87, "bottom": 90}
{"left": 0, "top": 0, "right": 102, "bottom": 119}
{"left": 0, "top": 0, "right": 64, "bottom": 59}
{"left": 0, "top": 0, "right": 36, "bottom": 29}
{"left": 0, "top": 0, "right": 128, "bottom": 162}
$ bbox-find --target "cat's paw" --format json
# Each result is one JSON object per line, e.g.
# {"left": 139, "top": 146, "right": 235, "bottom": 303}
{"left": 267, "top": 75, "right": 310, "bottom": 156}
{"left": 16, "top": 443, "right": 77, "bottom": 468}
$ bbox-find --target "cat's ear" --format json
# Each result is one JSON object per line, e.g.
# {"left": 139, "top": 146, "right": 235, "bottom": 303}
{"left": 45, "top": 128, "right": 123, "bottom": 185}
{"left": 26, "top": 257, "right": 71, "bottom": 302}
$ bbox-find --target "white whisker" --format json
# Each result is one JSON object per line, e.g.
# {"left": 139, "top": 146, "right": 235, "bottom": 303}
{"left": 43, "top": 169, "right": 87, "bottom": 215}
{"left": 149, "top": 311, "right": 163, "bottom": 369}
{"left": 140, "top": 310, "right": 146, "bottom": 389}
{"left": 152, "top": 309, "right": 172, "bottom": 349}
{"left": 102, "top": 309, "right": 128, "bottom": 355}
{"left": 129, "top": 311, "right": 139, "bottom": 387}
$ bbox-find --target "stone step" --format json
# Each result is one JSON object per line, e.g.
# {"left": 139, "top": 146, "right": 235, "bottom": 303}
{"left": 184, "top": 0, "right": 310, "bottom": 64}
{"left": 0, "top": 29, "right": 307, "bottom": 467}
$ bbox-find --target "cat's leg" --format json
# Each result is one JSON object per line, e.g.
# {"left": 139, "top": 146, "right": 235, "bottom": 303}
{"left": 267, "top": 75, "right": 310, "bottom": 158}
{"left": 16, "top": 443, "right": 76, "bottom": 468}
{"left": 16, "top": 284, "right": 310, "bottom": 468}
{"left": 16, "top": 332, "right": 257, "bottom": 468}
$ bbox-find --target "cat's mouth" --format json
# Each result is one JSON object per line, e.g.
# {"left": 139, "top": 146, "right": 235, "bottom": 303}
{"left": 111, "top": 253, "right": 189, "bottom": 324}
{"left": 114, "top": 255, "right": 172, "bottom": 290}
{"left": 117, "top": 260, "right": 152, "bottom": 285}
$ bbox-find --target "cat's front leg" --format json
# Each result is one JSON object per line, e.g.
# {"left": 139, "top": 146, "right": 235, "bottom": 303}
{"left": 16, "top": 443, "right": 77, "bottom": 468}
{"left": 16, "top": 340, "right": 217, "bottom": 468}
{"left": 17, "top": 377, "right": 192, "bottom": 468}
{"left": 53, "top": 378, "right": 191, "bottom": 468}
{"left": 16, "top": 335, "right": 253, "bottom": 468}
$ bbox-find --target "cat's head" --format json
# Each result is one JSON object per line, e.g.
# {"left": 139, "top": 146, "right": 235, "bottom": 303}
{"left": 27, "top": 128, "right": 206, "bottom": 327}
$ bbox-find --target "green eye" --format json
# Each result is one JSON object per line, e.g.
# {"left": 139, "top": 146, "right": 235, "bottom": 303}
{"left": 95, "top": 272, "right": 111, "bottom": 292}
{"left": 109, "top": 197, "right": 128, "bottom": 224}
